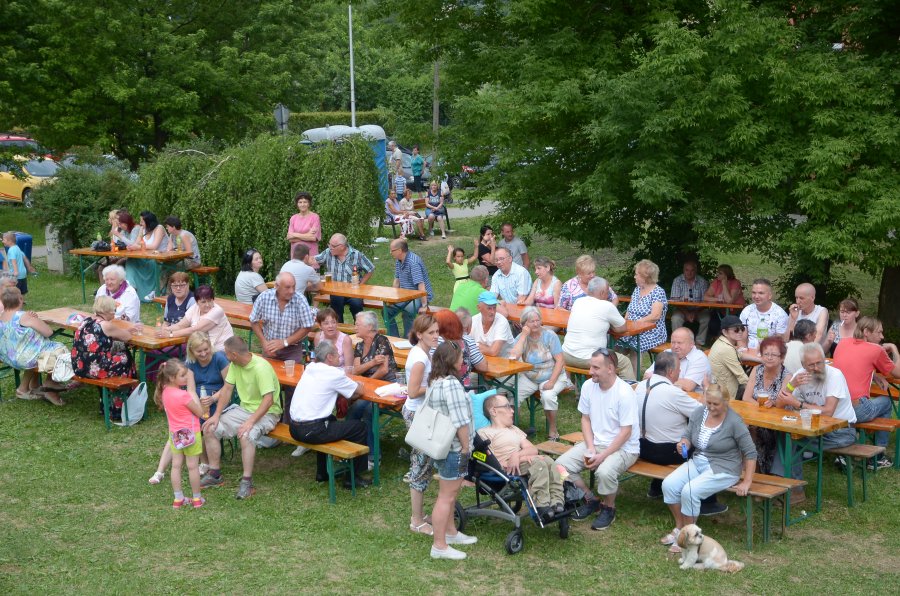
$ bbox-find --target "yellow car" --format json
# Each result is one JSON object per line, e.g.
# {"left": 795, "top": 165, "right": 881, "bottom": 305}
{"left": 0, "top": 156, "right": 58, "bottom": 208}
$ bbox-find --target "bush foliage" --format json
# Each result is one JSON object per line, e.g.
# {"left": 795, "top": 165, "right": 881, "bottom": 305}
{"left": 130, "top": 133, "right": 381, "bottom": 287}
{"left": 288, "top": 109, "right": 396, "bottom": 136}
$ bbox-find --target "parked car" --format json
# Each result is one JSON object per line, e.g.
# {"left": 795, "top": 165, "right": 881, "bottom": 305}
{"left": 0, "top": 156, "right": 59, "bottom": 208}
{"left": 0, "top": 133, "right": 43, "bottom": 154}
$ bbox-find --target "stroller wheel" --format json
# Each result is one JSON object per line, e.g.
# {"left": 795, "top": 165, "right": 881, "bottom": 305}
{"left": 558, "top": 517, "right": 570, "bottom": 539}
{"left": 505, "top": 530, "right": 525, "bottom": 555}
{"left": 454, "top": 501, "right": 467, "bottom": 533}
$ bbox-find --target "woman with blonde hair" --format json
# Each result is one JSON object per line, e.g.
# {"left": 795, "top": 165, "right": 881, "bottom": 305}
{"left": 558, "top": 254, "right": 618, "bottom": 309}
{"left": 617, "top": 259, "right": 668, "bottom": 374}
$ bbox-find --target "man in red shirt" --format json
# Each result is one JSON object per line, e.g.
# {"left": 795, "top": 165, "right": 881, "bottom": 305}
{"left": 833, "top": 316, "right": 900, "bottom": 468}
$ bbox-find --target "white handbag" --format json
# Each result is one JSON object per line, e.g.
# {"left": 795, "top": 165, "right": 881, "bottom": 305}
{"left": 404, "top": 390, "right": 456, "bottom": 460}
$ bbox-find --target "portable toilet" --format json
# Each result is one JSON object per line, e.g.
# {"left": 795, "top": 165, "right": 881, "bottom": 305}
{"left": 301, "top": 125, "right": 388, "bottom": 203}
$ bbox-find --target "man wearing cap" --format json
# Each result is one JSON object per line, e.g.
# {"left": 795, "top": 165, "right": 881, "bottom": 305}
{"left": 708, "top": 315, "right": 751, "bottom": 400}
{"left": 471, "top": 291, "right": 515, "bottom": 357}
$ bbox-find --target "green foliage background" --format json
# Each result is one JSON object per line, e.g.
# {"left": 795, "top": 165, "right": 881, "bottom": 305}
{"left": 130, "top": 134, "right": 381, "bottom": 287}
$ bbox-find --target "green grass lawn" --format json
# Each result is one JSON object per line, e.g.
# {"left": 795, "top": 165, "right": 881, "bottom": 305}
{"left": 1, "top": 218, "right": 896, "bottom": 593}
{"left": 0, "top": 203, "right": 46, "bottom": 245}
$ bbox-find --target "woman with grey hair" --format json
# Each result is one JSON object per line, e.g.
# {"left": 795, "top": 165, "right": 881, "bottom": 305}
{"left": 617, "top": 259, "right": 668, "bottom": 374}
{"left": 95, "top": 264, "right": 141, "bottom": 322}
{"left": 508, "top": 306, "right": 567, "bottom": 440}
{"left": 350, "top": 310, "right": 397, "bottom": 382}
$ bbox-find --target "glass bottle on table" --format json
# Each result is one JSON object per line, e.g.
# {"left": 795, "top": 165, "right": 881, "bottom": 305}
{"left": 351, "top": 265, "right": 359, "bottom": 286}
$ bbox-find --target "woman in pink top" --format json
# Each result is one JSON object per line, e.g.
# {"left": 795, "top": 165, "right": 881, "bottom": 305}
{"left": 704, "top": 264, "right": 746, "bottom": 306}
{"left": 156, "top": 285, "right": 234, "bottom": 352}
{"left": 285, "top": 191, "right": 321, "bottom": 259}
{"left": 313, "top": 307, "right": 352, "bottom": 369}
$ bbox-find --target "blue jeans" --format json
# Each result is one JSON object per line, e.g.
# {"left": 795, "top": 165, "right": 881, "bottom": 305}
{"left": 329, "top": 295, "right": 364, "bottom": 324}
{"left": 346, "top": 398, "right": 374, "bottom": 457}
{"left": 662, "top": 457, "right": 738, "bottom": 518}
{"left": 771, "top": 426, "right": 857, "bottom": 478}
{"left": 383, "top": 299, "right": 421, "bottom": 337}
{"left": 854, "top": 396, "right": 893, "bottom": 447}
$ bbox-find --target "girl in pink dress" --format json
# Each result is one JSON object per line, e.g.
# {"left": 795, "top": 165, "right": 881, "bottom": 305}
{"left": 285, "top": 191, "right": 321, "bottom": 260}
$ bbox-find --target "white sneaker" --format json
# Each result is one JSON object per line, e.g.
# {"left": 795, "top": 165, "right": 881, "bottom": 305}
{"left": 291, "top": 446, "right": 309, "bottom": 457}
{"left": 431, "top": 545, "right": 466, "bottom": 560}
{"left": 148, "top": 471, "right": 164, "bottom": 485}
{"left": 445, "top": 531, "right": 477, "bottom": 545}
{"left": 199, "top": 463, "right": 209, "bottom": 476}
{"left": 143, "top": 291, "right": 156, "bottom": 302}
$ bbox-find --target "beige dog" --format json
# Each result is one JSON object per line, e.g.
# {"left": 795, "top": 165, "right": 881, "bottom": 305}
{"left": 676, "top": 524, "right": 744, "bottom": 573}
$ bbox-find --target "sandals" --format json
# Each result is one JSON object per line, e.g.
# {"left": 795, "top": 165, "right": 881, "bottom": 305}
{"left": 15, "top": 389, "right": 39, "bottom": 400}
{"left": 547, "top": 434, "right": 560, "bottom": 442}
{"left": 409, "top": 521, "right": 434, "bottom": 536}
{"left": 668, "top": 543, "right": 682, "bottom": 554}
{"left": 661, "top": 527, "right": 680, "bottom": 545}
{"left": 39, "top": 389, "right": 65, "bottom": 406}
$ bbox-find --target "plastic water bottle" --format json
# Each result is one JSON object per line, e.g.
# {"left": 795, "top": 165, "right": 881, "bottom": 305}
{"left": 200, "top": 385, "right": 209, "bottom": 418}
{"left": 756, "top": 316, "right": 768, "bottom": 341}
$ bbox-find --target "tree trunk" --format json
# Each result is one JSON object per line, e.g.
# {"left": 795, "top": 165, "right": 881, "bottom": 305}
{"left": 878, "top": 266, "right": 900, "bottom": 330}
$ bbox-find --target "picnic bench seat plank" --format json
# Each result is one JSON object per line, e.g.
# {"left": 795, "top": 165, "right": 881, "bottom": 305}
{"left": 74, "top": 375, "right": 139, "bottom": 430}
{"left": 824, "top": 443, "right": 885, "bottom": 507}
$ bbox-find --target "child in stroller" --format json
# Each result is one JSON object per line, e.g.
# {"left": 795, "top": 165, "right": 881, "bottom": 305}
{"left": 455, "top": 393, "right": 578, "bottom": 554}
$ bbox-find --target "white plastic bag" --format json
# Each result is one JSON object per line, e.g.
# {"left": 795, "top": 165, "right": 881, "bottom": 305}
{"left": 114, "top": 381, "right": 148, "bottom": 427}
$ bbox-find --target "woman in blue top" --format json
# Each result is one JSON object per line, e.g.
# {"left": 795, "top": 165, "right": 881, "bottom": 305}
{"left": 148, "top": 331, "right": 231, "bottom": 485}
{"left": 508, "top": 306, "right": 568, "bottom": 441}
{"left": 617, "top": 259, "right": 668, "bottom": 376}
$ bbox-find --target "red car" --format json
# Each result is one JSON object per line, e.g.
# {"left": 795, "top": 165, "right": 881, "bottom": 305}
{"left": 0, "top": 133, "right": 43, "bottom": 154}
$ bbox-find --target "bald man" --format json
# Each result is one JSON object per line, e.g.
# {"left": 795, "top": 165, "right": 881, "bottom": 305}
{"left": 314, "top": 233, "right": 375, "bottom": 323}
{"left": 644, "top": 328, "right": 712, "bottom": 392}
{"left": 785, "top": 283, "right": 828, "bottom": 344}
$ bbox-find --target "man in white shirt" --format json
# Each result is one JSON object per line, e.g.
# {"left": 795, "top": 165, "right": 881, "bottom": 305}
{"left": 562, "top": 277, "right": 632, "bottom": 379}
{"left": 774, "top": 342, "right": 857, "bottom": 481}
{"left": 471, "top": 291, "right": 515, "bottom": 357}
{"left": 279, "top": 243, "right": 320, "bottom": 303}
{"left": 739, "top": 278, "right": 788, "bottom": 350}
{"left": 490, "top": 247, "right": 531, "bottom": 304}
{"left": 784, "top": 283, "right": 829, "bottom": 344}
{"left": 497, "top": 223, "right": 530, "bottom": 268}
{"left": 644, "top": 327, "right": 711, "bottom": 392}
{"left": 557, "top": 349, "right": 640, "bottom": 531}
{"left": 288, "top": 340, "right": 371, "bottom": 488}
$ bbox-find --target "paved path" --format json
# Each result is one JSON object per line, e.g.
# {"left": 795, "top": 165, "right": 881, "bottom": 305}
{"left": 446, "top": 199, "right": 497, "bottom": 220}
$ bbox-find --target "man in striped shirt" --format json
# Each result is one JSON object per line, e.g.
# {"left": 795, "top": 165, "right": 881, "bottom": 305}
{"left": 314, "top": 233, "right": 375, "bottom": 323}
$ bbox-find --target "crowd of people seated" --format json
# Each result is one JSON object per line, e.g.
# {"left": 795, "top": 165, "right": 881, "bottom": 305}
{"left": 16, "top": 186, "right": 898, "bottom": 562}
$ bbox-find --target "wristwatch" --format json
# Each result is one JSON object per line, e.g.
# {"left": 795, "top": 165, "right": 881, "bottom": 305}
{"left": 283, "top": 339, "right": 289, "bottom": 348}
{"left": 169, "top": 330, "right": 173, "bottom": 338}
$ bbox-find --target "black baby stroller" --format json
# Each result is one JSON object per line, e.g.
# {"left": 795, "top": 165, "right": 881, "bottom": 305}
{"left": 454, "top": 435, "right": 581, "bottom": 554}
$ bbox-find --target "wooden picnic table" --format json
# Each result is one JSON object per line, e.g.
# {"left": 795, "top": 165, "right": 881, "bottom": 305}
{"left": 38, "top": 306, "right": 185, "bottom": 383}
{"left": 70, "top": 247, "right": 194, "bottom": 303}
{"left": 153, "top": 296, "right": 252, "bottom": 321}
{"left": 318, "top": 281, "right": 426, "bottom": 304}
{"left": 618, "top": 295, "right": 745, "bottom": 311}
{"left": 688, "top": 391, "right": 847, "bottom": 523}
{"left": 263, "top": 356, "right": 404, "bottom": 486}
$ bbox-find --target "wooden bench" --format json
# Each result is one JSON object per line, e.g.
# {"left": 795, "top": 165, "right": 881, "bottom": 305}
{"left": 188, "top": 266, "right": 220, "bottom": 287}
{"left": 267, "top": 423, "right": 369, "bottom": 503}
{"left": 565, "top": 365, "right": 590, "bottom": 391}
{"left": 855, "top": 417, "right": 900, "bottom": 470}
{"left": 535, "top": 438, "right": 793, "bottom": 549}
{"left": 824, "top": 443, "right": 886, "bottom": 507}
{"left": 74, "top": 376, "right": 140, "bottom": 430}
{"left": 379, "top": 197, "right": 453, "bottom": 238}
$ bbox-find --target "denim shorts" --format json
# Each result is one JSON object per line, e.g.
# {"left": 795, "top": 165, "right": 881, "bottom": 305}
{"left": 435, "top": 450, "right": 468, "bottom": 481}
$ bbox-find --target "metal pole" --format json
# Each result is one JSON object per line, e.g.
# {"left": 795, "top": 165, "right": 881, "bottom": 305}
{"left": 349, "top": 4, "right": 356, "bottom": 128}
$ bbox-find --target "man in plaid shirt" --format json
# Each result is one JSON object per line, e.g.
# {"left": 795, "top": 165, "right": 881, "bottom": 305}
{"left": 314, "top": 233, "right": 375, "bottom": 323}
{"left": 385, "top": 238, "right": 432, "bottom": 336}
{"left": 669, "top": 260, "right": 710, "bottom": 346}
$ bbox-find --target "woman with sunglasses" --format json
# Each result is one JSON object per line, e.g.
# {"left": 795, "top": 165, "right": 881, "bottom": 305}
{"left": 740, "top": 335, "right": 788, "bottom": 474}
{"left": 708, "top": 315, "right": 750, "bottom": 401}
{"left": 234, "top": 248, "right": 267, "bottom": 304}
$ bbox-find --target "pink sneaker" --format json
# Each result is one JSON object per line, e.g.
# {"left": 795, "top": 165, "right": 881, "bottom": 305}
{"left": 191, "top": 497, "right": 206, "bottom": 509}
{"left": 172, "top": 498, "right": 190, "bottom": 509}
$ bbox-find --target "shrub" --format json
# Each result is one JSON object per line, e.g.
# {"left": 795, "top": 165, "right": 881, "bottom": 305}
{"left": 287, "top": 109, "right": 396, "bottom": 136}
{"left": 130, "top": 133, "right": 381, "bottom": 288}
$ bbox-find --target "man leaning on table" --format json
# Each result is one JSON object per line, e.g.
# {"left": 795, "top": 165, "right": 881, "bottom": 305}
{"left": 774, "top": 343, "right": 857, "bottom": 488}
{"left": 669, "top": 260, "right": 710, "bottom": 346}
{"left": 289, "top": 339, "right": 372, "bottom": 488}
{"left": 644, "top": 327, "right": 711, "bottom": 392}
{"left": 386, "top": 239, "right": 433, "bottom": 337}
{"left": 490, "top": 247, "right": 531, "bottom": 306}
{"left": 201, "top": 336, "right": 282, "bottom": 500}
{"left": 562, "top": 276, "right": 633, "bottom": 380}
{"left": 314, "top": 233, "right": 375, "bottom": 323}
{"left": 250, "top": 272, "right": 316, "bottom": 421}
